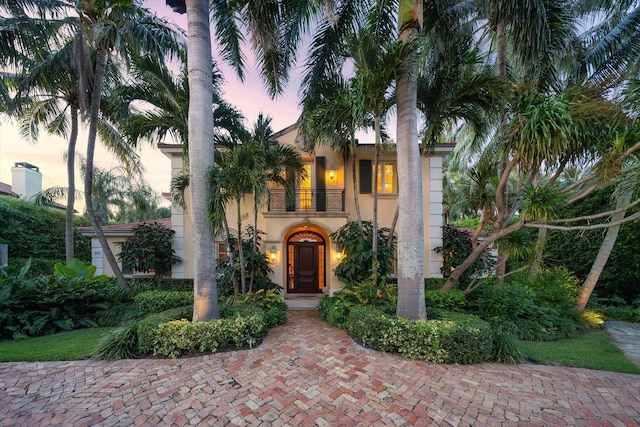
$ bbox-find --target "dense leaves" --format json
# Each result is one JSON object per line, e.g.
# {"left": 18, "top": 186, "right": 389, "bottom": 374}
{"left": 117, "top": 222, "right": 182, "bottom": 278}
{"left": 0, "top": 196, "right": 90, "bottom": 262}
{"left": 331, "top": 221, "right": 395, "bottom": 285}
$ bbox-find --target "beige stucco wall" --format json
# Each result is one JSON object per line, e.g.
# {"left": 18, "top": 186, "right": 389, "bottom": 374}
{"left": 159, "top": 125, "right": 451, "bottom": 294}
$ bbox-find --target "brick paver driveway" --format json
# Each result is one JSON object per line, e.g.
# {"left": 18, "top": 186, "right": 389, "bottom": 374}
{"left": 1, "top": 310, "right": 639, "bottom": 426}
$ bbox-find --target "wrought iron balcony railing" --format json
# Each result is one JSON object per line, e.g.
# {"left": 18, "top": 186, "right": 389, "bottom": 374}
{"left": 268, "top": 188, "right": 345, "bottom": 212}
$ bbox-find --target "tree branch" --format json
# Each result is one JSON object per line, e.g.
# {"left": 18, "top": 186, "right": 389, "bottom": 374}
{"left": 526, "top": 210, "right": 640, "bottom": 231}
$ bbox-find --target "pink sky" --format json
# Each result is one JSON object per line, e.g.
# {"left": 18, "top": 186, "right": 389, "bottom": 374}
{"left": 0, "top": 0, "right": 306, "bottom": 206}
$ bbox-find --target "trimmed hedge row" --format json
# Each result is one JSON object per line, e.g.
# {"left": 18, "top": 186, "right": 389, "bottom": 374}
{"left": 134, "top": 290, "right": 193, "bottom": 314}
{"left": 152, "top": 314, "right": 267, "bottom": 358}
{"left": 344, "top": 306, "right": 494, "bottom": 364}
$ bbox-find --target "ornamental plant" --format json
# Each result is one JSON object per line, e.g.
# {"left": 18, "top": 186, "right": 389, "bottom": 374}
{"left": 117, "top": 222, "right": 182, "bottom": 278}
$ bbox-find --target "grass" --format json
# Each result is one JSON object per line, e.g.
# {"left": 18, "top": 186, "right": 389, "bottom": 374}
{"left": 518, "top": 330, "right": 640, "bottom": 375}
{"left": 1, "top": 326, "right": 638, "bottom": 375}
{"left": 0, "top": 328, "right": 115, "bottom": 362}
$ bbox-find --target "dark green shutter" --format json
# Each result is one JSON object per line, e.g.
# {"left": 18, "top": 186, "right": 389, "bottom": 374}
{"left": 359, "top": 159, "right": 372, "bottom": 194}
{"left": 316, "top": 156, "right": 326, "bottom": 211}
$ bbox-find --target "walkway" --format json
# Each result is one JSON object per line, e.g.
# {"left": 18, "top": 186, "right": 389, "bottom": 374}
{"left": 1, "top": 311, "right": 639, "bottom": 426}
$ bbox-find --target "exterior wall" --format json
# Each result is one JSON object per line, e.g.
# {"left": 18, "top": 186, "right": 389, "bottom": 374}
{"left": 159, "top": 125, "right": 451, "bottom": 292}
{"left": 90, "top": 235, "right": 127, "bottom": 277}
{"left": 11, "top": 162, "right": 42, "bottom": 200}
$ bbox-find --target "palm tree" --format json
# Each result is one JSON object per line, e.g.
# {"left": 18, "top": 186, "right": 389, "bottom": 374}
{"left": 395, "top": 0, "right": 426, "bottom": 319}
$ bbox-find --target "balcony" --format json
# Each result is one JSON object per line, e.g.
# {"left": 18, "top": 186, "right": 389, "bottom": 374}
{"left": 268, "top": 188, "right": 345, "bottom": 213}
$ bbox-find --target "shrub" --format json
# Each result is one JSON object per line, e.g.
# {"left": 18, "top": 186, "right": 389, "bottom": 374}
{"left": 92, "top": 323, "right": 139, "bottom": 360}
{"left": 491, "top": 330, "right": 524, "bottom": 364}
{"left": 221, "top": 301, "right": 287, "bottom": 328}
{"left": 593, "top": 306, "right": 640, "bottom": 323}
{"left": 227, "top": 289, "right": 282, "bottom": 310}
{"left": 509, "top": 267, "right": 580, "bottom": 309}
{"left": 117, "top": 222, "right": 182, "bottom": 278}
{"left": 424, "top": 278, "right": 445, "bottom": 291}
{"left": 5, "top": 258, "right": 59, "bottom": 278}
{"left": 151, "top": 314, "right": 267, "bottom": 358}
{"left": 134, "top": 290, "right": 193, "bottom": 314}
{"left": 334, "top": 281, "right": 397, "bottom": 314}
{"left": 331, "top": 221, "right": 395, "bottom": 285}
{"left": 344, "top": 306, "right": 494, "bottom": 364}
{"left": 54, "top": 259, "right": 107, "bottom": 281}
{"left": 0, "top": 266, "right": 110, "bottom": 339}
{"left": 434, "top": 225, "right": 495, "bottom": 285}
{"left": 318, "top": 296, "right": 352, "bottom": 328}
{"left": 137, "top": 306, "right": 193, "bottom": 354}
{"left": 425, "top": 289, "right": 466, "bottom": 312}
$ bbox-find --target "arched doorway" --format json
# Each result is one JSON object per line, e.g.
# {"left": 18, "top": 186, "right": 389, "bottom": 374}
{"left": 286, "top": 230, "right": 326, "bottom": 293}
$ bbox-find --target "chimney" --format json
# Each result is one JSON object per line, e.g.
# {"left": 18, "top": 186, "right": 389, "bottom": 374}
{"left": 11, "top": 162, "right": 42, "bottom": 201}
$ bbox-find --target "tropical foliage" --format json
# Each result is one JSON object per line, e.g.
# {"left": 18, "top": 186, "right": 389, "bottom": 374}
{"left": 117, "top": 222, "right": 182, "bottom": 278}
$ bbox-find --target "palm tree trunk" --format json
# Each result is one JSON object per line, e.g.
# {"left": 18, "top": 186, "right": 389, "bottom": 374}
{"left": 529, "top": 227, "right": 547, "bottom": 278}
{"left": 574, "top": 186, "right": 633, "bottom": 311}
{"left": 84, "top": 48, "right": 128, "bottom": 288}
{"left": 223, "top": 214, "right": 239, "bottom": 296}
{"left": 187, "top": 0, "right": 219, "bottom": 321}
{"left": 65, "top": 104, "right": 78, "bottom": 262}
{"left": 351, "top": 135, "right": 364, "bottom": 233}
{"left": 496, "top": 21, "right": 507, "bottom": 77}
{"left": 236, "top": 198, "right": 247, "bottom": 294}
{"left": 372, "top": 116, "right": 381, "bottom": 283}
{"left": 387, "top": 206, "right": 399, "bottom": 249}
{"left": 249, "top": 204, "right": 258, "bottom": 293}
{"left": 395, "top": 0, "right": 426, "bottom": 320}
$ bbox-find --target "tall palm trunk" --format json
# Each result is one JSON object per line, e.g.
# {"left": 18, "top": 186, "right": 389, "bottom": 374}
{"left": 187, "top": 0, "right": 219, "bottom": 320}
{"left": 223, "top": 214, "right": 239, "bottom": 296}
{"left": 84, "top": 48, "right": 128, "bottom": 288}
{"left": 574, "top": 185, "right": 634, "bottom": 311}
{"left": 65, "top": 104, "right": 78, "bottom": 262}
{"left": 351, "top": 133, "right": 364, "bottom": 233}
{"left": 249, "top": 204, "right": 259, "bottom": 293}
{"left": 372, "top": 115, "right": 381, "bottom": 283}
{"left": 395, "top": 0, "right": 426, "bottom": 320}
{"left": 236, "top": 198, "right": 247, "bottom": 294}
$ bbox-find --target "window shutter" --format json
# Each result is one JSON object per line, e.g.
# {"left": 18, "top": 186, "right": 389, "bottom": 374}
{"left": 286, "top": 166, "right": 295, "bottom": 211}
{"left": 359, "top": 159, "right": 372, "bottom": 194}
{"left": 316, "top": 156, "right": 326, "bottom": 211}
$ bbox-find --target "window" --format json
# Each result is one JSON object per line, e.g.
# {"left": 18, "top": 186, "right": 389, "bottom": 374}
{"left": 217, "top": 243, "right": 228, "bottom": 262}
{"left": 299, "top": 163, "right": 312, "bottom": 210}
{"left": 377, "top": 162, "right": 396, "bottom": 194}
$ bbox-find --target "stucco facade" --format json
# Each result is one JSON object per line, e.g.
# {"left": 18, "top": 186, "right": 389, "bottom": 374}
{"left": 159, "top": 123, "right": 452, "bottom": 296}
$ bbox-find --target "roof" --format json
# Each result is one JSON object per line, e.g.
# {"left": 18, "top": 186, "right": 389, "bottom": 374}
{"left": 0, "top": 182, "right": 18, "bottom": 197}
{"left": 78, "top": 218, "right": 172, "bottom": 237}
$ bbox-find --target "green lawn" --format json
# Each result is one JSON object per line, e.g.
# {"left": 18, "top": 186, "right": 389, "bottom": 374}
{"left": 0, "top": 328, "right": 115, "bottom": 362}
{"left": 1, "top": 327, "right": 639, "bottom": 375}
{"left": 518, "top": 330, "right": 640, "bottom": 375}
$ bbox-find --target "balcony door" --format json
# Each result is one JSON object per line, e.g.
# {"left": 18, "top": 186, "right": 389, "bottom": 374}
{"left": 287, "top": 230, "right": 325, "bottom": 293}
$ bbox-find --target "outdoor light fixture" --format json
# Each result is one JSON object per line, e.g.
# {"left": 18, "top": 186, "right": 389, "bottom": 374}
{"left": 270, "top": 245, "right": 277, "bottom": 263}
{"left": 328, "top": 167, "right": 336, "bottom": 181}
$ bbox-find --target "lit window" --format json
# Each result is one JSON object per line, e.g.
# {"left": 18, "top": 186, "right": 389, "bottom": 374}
{"left": 377, "top": 162, "right": 396, "bottom": 193}
{"left": 299, "top": 164, "right": 312, "bottom": 210}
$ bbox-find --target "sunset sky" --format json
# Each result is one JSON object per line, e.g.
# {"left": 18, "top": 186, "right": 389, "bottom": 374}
{"left": 0, "top": 0, "right": 308, "bottom": 207}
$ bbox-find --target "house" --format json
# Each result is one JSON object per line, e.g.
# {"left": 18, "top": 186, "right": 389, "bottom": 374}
{"left": 160, "top": 123, "right": 453, "bottom": 297}
{"left": 0, "top": 162, "right": 66, "bottom": 210}
{"left": 79, "top": 218, "right": 172, "bottom": 276}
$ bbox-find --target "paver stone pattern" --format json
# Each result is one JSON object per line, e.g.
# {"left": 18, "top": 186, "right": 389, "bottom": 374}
{"left": 1, "top": 310, "right": 639, "bottom": 426}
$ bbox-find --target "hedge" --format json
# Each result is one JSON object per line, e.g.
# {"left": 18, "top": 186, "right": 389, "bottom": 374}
{"left": 344, "top": 306, "right": 494, "bottom": 364}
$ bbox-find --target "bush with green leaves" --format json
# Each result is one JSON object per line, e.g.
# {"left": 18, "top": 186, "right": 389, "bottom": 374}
{"left": 344, "top": 306, "right": 494, "bottom": 364}
{"left": 466, "top": 281, "right": 585, "bottom": 341}
{"left": 425, "top": 289, "right": 466, "bottom": 312}
{"left": 136, "top": 305, "right": 193, "bottom": 354}
{"left": 508, "top": 267, "right": 580, "bottom": 309}
{"left": 0, "top": 195, "right": 90, "bottom": 262}
{"left": 215, "top": 229, "right": 281, "bottom": 297}
{"left": 150, "top": 314, "right": 267, "bottom": 358}
{"left": 134, "top": 290, "right": 193, "bottom": 314}
{"left": 331, "top": 221, "right": 395, "bottom": 285}
{"left": 225, "top": 289, "right": 288, "bottom": 327}
{"left": 92, "top": 322, "right": 139, "bottom": 360}
{"left": 54, "top": 258, "right": 107, "bottom": 281}
{"left": 0, "top": 261, "right": 110, "bottom": 339}
{"left": 434, "top": 225, "right": 495, "bottom": 286}
{"left": 117, "top": 222, "right": 182, "bottom": 278}
{"left": 5, "top": 258, "right": 58, "bottom": 278}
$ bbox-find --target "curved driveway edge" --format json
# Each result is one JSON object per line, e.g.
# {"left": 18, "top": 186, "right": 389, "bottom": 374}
{"left": 1, "top": 310, "right": 639, "bottom": 426}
